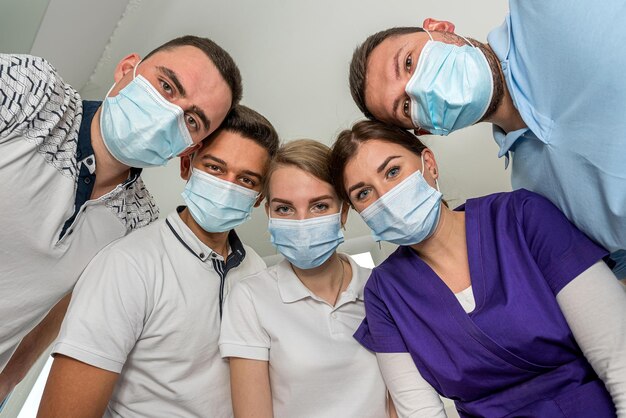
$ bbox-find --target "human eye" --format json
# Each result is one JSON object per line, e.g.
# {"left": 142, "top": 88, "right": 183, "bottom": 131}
{"left": 403, "top": 98, "right": 411, "bottom": 118}
{"left": 205, "top": 164, "right": 222, "bottom": 173}
{"left": 160, "top": 79, "right": 173, "bottom": 96}
{"left": 185, "top": 114, "right": 198, "bottom": 131}
{"left": 311, "top": 202, "right": 329, "bottom": 214}
{"left": 274, "top": 205, "right": 293, "bottom": 216}
{"left": 386, "top": 166, "right": 400, "bottom": 179}
{"left": 239, "top": 176, "right": 256, "bottom": 188}
{"left": 353, "top": 188, "right": 371, "bottom": 202}
{"left": 405, "top": 54, "right": 413, "bottom": 72}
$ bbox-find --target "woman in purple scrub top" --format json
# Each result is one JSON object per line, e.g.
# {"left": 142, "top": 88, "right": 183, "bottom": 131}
{"left": 329, "top": 120, "right": 626, "bottom": 418}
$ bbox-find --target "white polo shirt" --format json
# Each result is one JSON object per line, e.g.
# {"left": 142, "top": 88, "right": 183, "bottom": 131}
{"left": 0, "top": 54, "right": 158, "bottom": 372}
{"left": 219, "top": 255, "right": 388, "bottom": 418}
{"left": 53, "top": 209, "right": 266, "bottom": 418}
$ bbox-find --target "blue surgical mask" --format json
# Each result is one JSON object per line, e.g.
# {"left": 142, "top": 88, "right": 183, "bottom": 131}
{"left": 182, "top": 168, "right": 259, "bottom": 233}
{"left": 100, "top": 63, "right": 194, "bottom": 168}
{"left": 360, "top": 163, "right": 442, "bottom": 246}
{"left": 405, "top": 30, "right": 493, "bottom": 136}
{"left": 268, "top": 211, "right": 345, "bottom": 270}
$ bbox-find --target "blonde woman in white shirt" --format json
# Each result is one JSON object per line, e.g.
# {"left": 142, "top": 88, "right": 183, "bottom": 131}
{"left": 219, "top": 139, "right": 392, "bottom": 418}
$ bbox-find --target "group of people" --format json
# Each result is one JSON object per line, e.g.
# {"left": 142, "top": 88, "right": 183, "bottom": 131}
{"left": 1, "top": 1, "right": 625, "bottom": 417}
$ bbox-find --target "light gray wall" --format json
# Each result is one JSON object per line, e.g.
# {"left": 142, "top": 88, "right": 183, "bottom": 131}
{"left": 79, "top": 0, "right": 512, "bottom": 257}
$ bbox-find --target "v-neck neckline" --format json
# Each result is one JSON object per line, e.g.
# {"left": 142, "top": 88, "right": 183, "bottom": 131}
{"left": 404, "top": 198, "right": 553, "bottom": 373}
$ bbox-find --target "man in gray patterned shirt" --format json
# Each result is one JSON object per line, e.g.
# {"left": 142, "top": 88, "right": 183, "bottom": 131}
{"left": 0, "top": 35, "right": 242, "bottom": 400}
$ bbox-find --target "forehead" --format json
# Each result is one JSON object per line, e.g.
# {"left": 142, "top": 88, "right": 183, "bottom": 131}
{"left": 269, "top": 165, "right": 336, "bottom": 200}
{"left": 364, "top": 32, "right": 426, "bottom": 125}
{"left": 145, "top": 46, "right": 233, "bottom": 127}
{"left": 194, "top": 130, "right": 269, "bottom": 170}
{"left": 344, "top": 140, "right": 418, "bottom": 180}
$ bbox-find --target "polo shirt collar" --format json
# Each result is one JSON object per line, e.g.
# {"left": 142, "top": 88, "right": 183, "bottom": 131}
{"left": 166, "top": 207, "right": 246, "bottom": 263}
{"left": 277, "top": 254, "right": 367, "bottom": 304}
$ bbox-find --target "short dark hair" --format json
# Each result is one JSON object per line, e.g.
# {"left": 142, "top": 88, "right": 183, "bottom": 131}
{"left": 144, "top": 35, "right": 242, "bottom": 108}
{"left": 203, "top": 105, "right": 279, "bottom": 158}
{"left": 330, "top": 120, "right": 426, "bottom": 204}
{"left": 349, "top": 27, "right": 424, "bottom": 119}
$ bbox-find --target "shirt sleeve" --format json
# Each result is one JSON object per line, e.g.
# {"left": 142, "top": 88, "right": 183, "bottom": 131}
{"left": 52, "top": 247, "right": 148, "bottom": 373}
{"left": 353, "top": 273, "right": 408, "bottom": 353}
{"left": 377, "top": 353, "right": 447, "bottom": 418}
{"left": 0, "top": 54, "right": 76, "bottom": 141}
{"left": 219, "top": 279, "right": 270, "bottom": 361}
{"left": 556, "top": 261, "right": 626, "bottom": 417}
{"left": 515, "top": 190, "right": 608, "bottom": 294}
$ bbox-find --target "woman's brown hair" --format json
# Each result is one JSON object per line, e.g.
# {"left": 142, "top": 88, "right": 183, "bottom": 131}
{"left": 263, "top": 139, "right": 332, "bottom": 199}
{"left": 330, "top": 120, "right": 428, "bottom": 204}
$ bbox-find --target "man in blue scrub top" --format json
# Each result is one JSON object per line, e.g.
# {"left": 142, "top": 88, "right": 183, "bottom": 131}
{"left": 349, "top": 1, "right": 626, "bottom": 279}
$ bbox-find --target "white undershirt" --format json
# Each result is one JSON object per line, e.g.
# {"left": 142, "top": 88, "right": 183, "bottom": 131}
{"left": 378, "top": 261, "right": 626, "bottom": 418}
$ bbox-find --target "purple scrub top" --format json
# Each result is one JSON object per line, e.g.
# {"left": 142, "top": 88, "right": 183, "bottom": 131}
{"left": 355, "top": 190, "right": 616, "bottom": 417}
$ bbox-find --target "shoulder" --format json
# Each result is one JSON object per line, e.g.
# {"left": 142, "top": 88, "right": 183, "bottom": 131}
{"left": 0, "top": 54, "right": 80, "bottom": 131}
{"left": 106, "top": 175, "right": 160, "bottom": 233}
{"left": 229, "top": 266, "right": 277, "bottom": 301}
{"left": 241, "top": 244, "right": 268, "bottom": 272}
{"left": 464, "top": 189, "right": 551, "bottom": 219}
{"left": 98, "top": 218, "right": 167, "bottom": 264}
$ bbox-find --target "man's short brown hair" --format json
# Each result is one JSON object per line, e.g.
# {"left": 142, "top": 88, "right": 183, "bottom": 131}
{"left": 349, "top": 27, "right": 423, "bottom": 119}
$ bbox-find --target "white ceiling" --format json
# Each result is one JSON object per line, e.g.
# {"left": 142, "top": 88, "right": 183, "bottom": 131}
{"left": 5, "top": 0, "right": 512, "bottom": 257}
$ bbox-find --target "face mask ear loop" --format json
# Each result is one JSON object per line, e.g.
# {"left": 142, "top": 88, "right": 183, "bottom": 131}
{"left": 423, "top": 28, "right": 434, "bottom": 41}
{"left": 132, "top": 60, "right": 141, "bottom": 79}
{"left": 420, "top": 153, "right": 441, "bottom": 192}
{"left": 458, "top": 34, "right": 476, "bottom": 49}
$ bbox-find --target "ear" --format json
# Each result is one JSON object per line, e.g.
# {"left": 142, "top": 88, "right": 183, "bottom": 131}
{"left": 114, "top": 53, "right": 142, "bottom": 83}
{"left": 421, "top": 148, "right": 439, "bottom": 181}
{"left": 180, "top": 154, "right": 193, "bottom": 180}
{"left": 254, "top": 194, "right": 265, "bottom": 208}
{"left": 422, "top": 18, "right": 456, "bottom": 33}
{"left": 179, "top": 142, "right": 202, "bottom": 156}
{"left": 340, "top": 202, "right": 350, "bottom": 228}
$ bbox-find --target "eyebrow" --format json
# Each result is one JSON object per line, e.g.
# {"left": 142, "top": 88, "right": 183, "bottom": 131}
{"left": 157, "top": 66, "right": 186, "bottom": 96}
{"left": 347, "top": 181, "right": 366, "bottom": 197}
{"left": 241, "top": 169, "right": 262, "bottom": 181}
{"left": 391, "top": 44, "right": 408, "bottom": 121}
{"left": 190, "top": 104, "right": 210, "bottom": 132}
{"left": 270, "top": 195, "right": 334, "bottom": 204}
{"left": 157, "top": 66, "right": 211, "bottom": 131}
{"left": 377, "top": 155, "right": 401, "bottom": 173}
{"left": 310, "top": 195, "right": 334, "bottom": 203}
{"left": 202, "top": 154, "right": 227, "bottom": 166}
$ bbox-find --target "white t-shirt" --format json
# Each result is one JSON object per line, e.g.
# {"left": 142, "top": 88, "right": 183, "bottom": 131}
{"left": 219, "top": 255, "right": 388, "bottom": 418}
{"left": 53, "top": 209, "right": 266, "bottom": 418}
{"left": 0, "top": 53, "right": 158, "bottom": 372}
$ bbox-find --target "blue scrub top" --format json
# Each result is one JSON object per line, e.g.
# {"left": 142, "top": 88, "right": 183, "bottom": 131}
{"left": 487, "top": 1, "right": 626, "bottom": 275}
{"left": 355, "top": 190, "right": 614, "bottom": 417}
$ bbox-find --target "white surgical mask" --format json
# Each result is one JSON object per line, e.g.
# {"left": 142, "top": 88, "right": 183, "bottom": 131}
{"left": 182, "top": 168, "right": 259, "bottom": 233}
{"left": 405, "top": 30, "right": 493, "bottom": 136}
{"left": 100, "top": 62, "right": 194, "bottom": 168}
{"left": 268, "top": 210, "right": 344, "bottom": 270}
{"left": 360, "top": 157, "right": 442, "bottom": 246}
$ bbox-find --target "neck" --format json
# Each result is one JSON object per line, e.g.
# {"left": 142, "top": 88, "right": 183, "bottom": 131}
{"left": 180, "top": 207, "right": 230, "bottom": 258}
{"left": 90, "top": 106, "right": 132, "bottom": 199}
{"left": 410, "top": 206, "right": 467, "bottom": 271}
{"left": 291, "top": 253, "right": 351, "bottom": 306}
{"left": 487, "top": 85, "right": 527, "bottom": 134}
{"left": 480, "top": 43, "right": 527, "bottom": 134}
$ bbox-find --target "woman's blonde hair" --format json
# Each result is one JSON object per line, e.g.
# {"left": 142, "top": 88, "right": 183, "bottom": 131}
{"left": 263, "top": 139, "right": 332, "bottom": 198}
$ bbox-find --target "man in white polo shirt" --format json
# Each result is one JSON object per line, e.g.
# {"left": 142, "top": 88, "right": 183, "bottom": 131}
{"left": 37, "top": 106, "right": 279, "bottom": 418}
{"left": 0, "top": 36, "right": 242, "bottom": 400}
